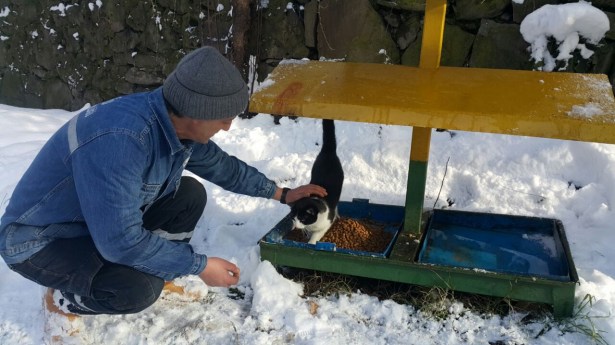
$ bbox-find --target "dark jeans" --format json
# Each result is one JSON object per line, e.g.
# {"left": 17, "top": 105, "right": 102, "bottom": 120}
{"left": 9, "top": 176, "right": 206, "bottom": 315}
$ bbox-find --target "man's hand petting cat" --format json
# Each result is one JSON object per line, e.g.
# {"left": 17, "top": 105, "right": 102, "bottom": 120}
{"left": 198, "top": 257, "right": 240, "bottom": 287}
{"left": 286, "top": 184, "right": 327, "bottom": 204}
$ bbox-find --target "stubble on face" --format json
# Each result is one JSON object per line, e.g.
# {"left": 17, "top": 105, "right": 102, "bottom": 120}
{"left": 170, "top": 112, "right": 235, "bottom": 144}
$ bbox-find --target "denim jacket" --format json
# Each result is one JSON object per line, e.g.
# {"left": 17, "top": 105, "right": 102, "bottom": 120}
{"left": 0, "top": 87, "right": 277, "bottom": 280}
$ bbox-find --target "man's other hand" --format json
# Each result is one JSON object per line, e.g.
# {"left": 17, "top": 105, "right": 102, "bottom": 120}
{"left": 198, "top": 257, "right": 240, "bottom": 287}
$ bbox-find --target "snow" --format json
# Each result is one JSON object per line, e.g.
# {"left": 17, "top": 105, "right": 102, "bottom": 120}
{"left": 88, "top": 2, "right": 102, "bottom": 12}
{"left": 568, "top": 102, "right": 605, "bottom": 118}
{"left": 520, "top": 1, "right": 610, "bottom": 71}
{"left": 1, "top": 1, "right": 615, "bottom": 344}
{"left": 50, "top": 3, "right": 77, "bottom": 17}
{"left": 0, "top": 6, "right": 10, "bottom": 17}
{"left": 2, "top": 92, "right": 615, "bottom": 344}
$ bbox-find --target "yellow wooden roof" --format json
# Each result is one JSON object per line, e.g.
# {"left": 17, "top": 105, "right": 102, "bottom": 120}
{"left": 249, "top": 60, "right": 615, "bottom": 144}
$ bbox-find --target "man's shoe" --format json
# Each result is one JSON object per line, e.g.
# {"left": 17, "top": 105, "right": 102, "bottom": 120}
{"left": 59, "top": 291, "right": 99, "bottom": 315}
{"left": 43, "top": 288, "right": 84, "bottom": 344}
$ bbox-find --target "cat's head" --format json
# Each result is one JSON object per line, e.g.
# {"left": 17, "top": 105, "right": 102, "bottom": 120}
{"left": 290, "top": 197, "right": 327, "bottom": 228}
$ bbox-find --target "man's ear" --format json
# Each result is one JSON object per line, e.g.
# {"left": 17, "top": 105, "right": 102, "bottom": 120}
{"left": 169, "top": 110, "right": 184, "bottom": 119}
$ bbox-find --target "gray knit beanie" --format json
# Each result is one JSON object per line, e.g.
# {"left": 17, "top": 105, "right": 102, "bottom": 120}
{"left": 163, "top": 46, "right": 249, "bottom": 120}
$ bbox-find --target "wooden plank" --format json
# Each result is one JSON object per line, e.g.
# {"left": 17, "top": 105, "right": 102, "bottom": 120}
{"left": 249, "top": 61, "right": 615, "bottom": 144}
{"left": 420, "top": 0, "right": 446, "bottom": 69}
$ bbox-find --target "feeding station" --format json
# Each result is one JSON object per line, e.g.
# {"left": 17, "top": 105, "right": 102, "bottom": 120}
{"left": 249, "top": 0, "right": 615, "bottom": 317}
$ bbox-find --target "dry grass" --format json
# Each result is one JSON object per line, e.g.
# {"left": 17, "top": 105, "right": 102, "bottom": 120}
{"left": 279, "top": 267, "right": 551, "bottom": 319}
{"left": 279, "top": 268, "right": 612, "bottom": 344}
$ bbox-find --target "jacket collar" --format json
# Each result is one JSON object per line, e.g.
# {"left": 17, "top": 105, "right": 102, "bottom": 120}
{"left": 148, "top": 87, "right": 186, "bottom": 155}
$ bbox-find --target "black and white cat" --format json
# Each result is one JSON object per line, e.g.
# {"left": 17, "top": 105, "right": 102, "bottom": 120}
{"left": 291, "top": 119, "right": 344, "bottom": 244}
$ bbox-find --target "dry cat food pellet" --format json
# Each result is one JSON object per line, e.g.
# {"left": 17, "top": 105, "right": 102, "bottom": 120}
{"left": 285, "top": 217, "right": 394, "bottom": 253}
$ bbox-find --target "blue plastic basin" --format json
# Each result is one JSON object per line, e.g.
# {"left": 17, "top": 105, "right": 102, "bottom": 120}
{"left": 264, "top": 199, "right": 404, "bottom": 257}
{"left": 417, "top": 209, "right": 573, "bottom": 281}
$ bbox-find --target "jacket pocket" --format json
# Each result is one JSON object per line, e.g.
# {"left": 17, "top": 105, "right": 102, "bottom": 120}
{"left": 140, "top": 183, "right": 161, "bottom": 206}
{"left": 35, "top": 223, "right": 63, "bottom": 238}
{"left": 35, "top": 222, "right": 89, "bottom": 239}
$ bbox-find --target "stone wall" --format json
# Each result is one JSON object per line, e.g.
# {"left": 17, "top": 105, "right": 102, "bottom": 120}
{"left": 0, "top": 0, "right": 242, "bottom": 110}
{"left": 0, "top": 0, "right": 614, "bottom": 111}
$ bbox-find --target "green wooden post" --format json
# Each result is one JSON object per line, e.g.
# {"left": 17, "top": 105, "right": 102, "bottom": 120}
{"left": 403, "top": 0, "right": 446, "bottom": 234}
{"left": 404, "top": 155, "right": 429, "bottom": 233}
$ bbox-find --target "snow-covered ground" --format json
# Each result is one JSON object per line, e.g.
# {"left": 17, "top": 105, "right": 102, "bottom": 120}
{"left": 0, "top": 102, "right": 614, "bottom": 344}
{"left": 1, "top": 1, "right": 613, "bottom": 344}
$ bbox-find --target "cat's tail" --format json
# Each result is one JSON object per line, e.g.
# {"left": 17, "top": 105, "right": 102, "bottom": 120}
{"left": 322, "top": 119, "right": 337, "bottom": 151}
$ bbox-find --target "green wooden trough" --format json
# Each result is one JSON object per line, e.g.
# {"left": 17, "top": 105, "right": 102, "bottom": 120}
{"left": 259, "top": 199, "right": 579, "bottom": 317}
